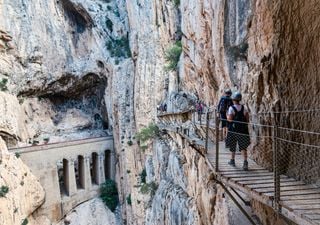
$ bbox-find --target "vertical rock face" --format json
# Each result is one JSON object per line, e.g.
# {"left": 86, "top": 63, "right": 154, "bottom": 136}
{"left": 57, "top": 198, "right": 118, "bottom": 225}
{"left": 0, "top": 0, "right": 319, "bottom": 224}
{"left": 0, "top": 138, "right": 45, "bottom": 225}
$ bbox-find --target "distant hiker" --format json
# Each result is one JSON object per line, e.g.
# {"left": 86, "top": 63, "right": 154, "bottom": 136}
{"left": 196, "top": 101, "right": 204, "bottom": 123}
{"left": 217, "top": 89, "right": 233, "bottom": 139}
{"left": 226, "top": 92, "right": 250, "bottom": 171}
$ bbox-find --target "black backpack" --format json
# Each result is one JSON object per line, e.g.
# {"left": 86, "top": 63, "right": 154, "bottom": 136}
{"left": 218, "top": 96, "right": 233, "bottom": 113}
{"left": 230, "top": 105, "right": 248, "bottom": 133}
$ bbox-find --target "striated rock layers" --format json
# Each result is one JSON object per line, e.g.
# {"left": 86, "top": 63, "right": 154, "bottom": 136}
{"left": 57, "top": 198, "right": 118, "bottom": 225}
{"left": 0, "top": 138, "right": 45, "bottom": 225}
{"left": 0, "top": 0, "right": 319, "bottom": 224}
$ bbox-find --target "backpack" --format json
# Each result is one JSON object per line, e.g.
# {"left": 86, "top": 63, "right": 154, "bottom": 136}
{"left": 230, "top": 105, "right": 248, "bottom": 133}
{"left": 218, "top": 96, "right": 232, "bottom": 113}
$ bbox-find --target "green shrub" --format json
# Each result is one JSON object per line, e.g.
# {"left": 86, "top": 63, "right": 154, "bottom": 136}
{"left": 106, "top": 36, "right": 131, "bottom": 58}
{"left": 105, "top": 18, "right": 113, "bottom": 32}
{"left": 135, "top": 123, "right": 159, "bottom": 143}
{"left": 0, "top": 78, "right": 8, "bottom": 91}
{"left": 100, "top": 179, "right": 118, "bottom": 212}
{"left": 140, "top": 182, "right": 158, "bottom": 195}
{"left": 21, "top": 218, "right": 28, "bottom": 225}
{"left": 173, "top": 0, "right": 180, "bottom": 7}
{"left": 15, "top": 152, "right": 21, "bottom": 158}
{"left": 164, "top": 41, "right": 182, "bottom": 72}
{"left": 126, "top": 194, "right": 132, "bottom": 205}
{"left": 139, "top": 168, "right": 147, "bottom": 184}
{"left": 127, "top": 140, "right": 133, "bottom": 146}
{"left": 0, "top": 185, "right": 9, "bottom": 197}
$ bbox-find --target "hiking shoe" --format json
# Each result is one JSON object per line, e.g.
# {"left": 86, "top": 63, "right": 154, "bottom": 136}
{"left": 228, "top": 159, "right": 235, "bottom": 167}
{"left": 243, "top": 160, "right": 248, "bottom": 171}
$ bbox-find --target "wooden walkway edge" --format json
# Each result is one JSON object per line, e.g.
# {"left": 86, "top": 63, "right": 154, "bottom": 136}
{"left": 160, "top": 122, "right": 320, "bottom": 225}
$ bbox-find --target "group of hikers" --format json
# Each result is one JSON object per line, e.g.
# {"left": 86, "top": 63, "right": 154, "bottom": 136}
{"left": 217, "top": 89, "right": 250, "bottom": 171}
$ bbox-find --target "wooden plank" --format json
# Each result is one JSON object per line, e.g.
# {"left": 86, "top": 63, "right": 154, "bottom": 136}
{"left": 248, "top": 181, "right": 304, "bottom": 189}
{"left": 287, "top": 204, "right": 320, "bottom": 210}
{"left": 281, "top": 199, "right": 320, "bottom": 206}
{"left": 220, "top": 169, "right": 270, "bottom": 175}
{"left": 219, "top": 168, "right": 268, "bottom": 173}
{"left": 224, "top": 172, "right": 273, "bottom": 178}
{"left": 254, "top": 185, "right": 318, "bottom": 193}
{"left": 265, "top": 189, "right": 320, "bottom": 197}
{"left": 232, "top": 175, "right": 274, "bottom": 182}
{"left": 281, "top": 194, "right": 320, "bottom": 201}
{"left": 238, "top": 178, "right": 298, "bottom": 187}
{"left": 303, "top": 214, "right": 320, "bottom": 221}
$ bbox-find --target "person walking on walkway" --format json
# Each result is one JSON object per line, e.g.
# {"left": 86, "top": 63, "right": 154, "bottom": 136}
{"left": 196, "top": 100, "right": 204, "bottom": 124}
{"left": 226, "top": 92, "right": 250, "bottom": 171}
{"left": 217, "top": 89, "right": 233, "bottom": 139}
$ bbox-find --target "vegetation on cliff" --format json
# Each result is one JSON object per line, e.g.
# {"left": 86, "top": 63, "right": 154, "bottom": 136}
{"left": 100, "top": 179, "right": 118, "bottom": 212}
{"left": 164, "top": 41, "right": 182, "bottom": 72}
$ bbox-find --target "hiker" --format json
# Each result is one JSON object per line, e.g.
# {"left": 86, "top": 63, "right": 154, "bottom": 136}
{"left": 196, "top": 101, "right": 204, "bottom": 123}
{"left": 217, "top": 89, "right": 233, "bottom": 139}
{"left": 226, "top": 92, "right": 250, "bottom": 171}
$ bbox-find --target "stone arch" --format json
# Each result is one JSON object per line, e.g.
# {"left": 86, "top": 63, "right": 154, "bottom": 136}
{"left": 91, "top": 152, "right": 99, "bottom": 185}
{"left": 76, "top": 155, "right": 85, "bottom": 189}
{"left": 104, "top": 150, "right": 111, "bottom": 180}
{"left": 58, "top": 159, "right": 69, "bottom": 196}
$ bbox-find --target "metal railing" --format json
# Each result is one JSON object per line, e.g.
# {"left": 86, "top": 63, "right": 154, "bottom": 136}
{"left": 212, "top": 110, "right": 320, "bottom": 213}
{"left": 158, "top": 107, "right": 320, "bottom": 220}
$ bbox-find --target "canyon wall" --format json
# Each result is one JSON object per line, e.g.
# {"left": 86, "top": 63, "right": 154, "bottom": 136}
{"left": 0, "top": 0, "right": 319, "bottom": 224}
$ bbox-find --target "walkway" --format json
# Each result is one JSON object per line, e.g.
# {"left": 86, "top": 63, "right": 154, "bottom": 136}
{"left": 9, "top": 136, "right": 115, "bottom": 222}
{"left": 158, "top": 111, "right": 320, "bottom": 225}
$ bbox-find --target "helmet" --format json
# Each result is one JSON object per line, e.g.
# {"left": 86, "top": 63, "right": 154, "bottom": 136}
{"left": 224, "top": 88, "right": 232, "bottom": 95}
{"left": 232, "top": 92, "right": 242, "bottom": 101}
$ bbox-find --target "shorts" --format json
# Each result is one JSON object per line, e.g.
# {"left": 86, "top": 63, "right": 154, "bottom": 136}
{"left": 220, "top": 112, "right": 228, "bottom": 128}
{"left": 226, "top": 131, "right": 250, "bottom": 152}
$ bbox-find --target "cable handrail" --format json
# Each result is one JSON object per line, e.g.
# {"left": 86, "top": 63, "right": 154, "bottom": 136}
{"left": 252, "top": 108, "right": 320, "bottom": 115}
{"left": 278, "top": 126, "right": 320, "bottom": 135}
{"left": 276, "top": 137, "right": 320, "bottom": 149}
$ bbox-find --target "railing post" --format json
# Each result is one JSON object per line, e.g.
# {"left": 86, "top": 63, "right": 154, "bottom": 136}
{"left": 205, "top": 111, "right": 210, "bottom": 154}
{"left": 273, "top": 125, "right": 281, "bottom": 213}
{"left": 215, "top": 110, "right": 220, "bottom": 172}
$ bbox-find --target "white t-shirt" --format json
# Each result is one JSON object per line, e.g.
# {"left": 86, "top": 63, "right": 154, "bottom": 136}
{"left": 227, "top": 104, "right": 248, "bottom": 116}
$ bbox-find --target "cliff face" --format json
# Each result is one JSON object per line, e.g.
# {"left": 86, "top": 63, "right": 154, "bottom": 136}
{"left": 0, "top": 138, "right": 45, "bottom": 225}
{"left": 0, "top": 0, "right": 319, "bottom": 225}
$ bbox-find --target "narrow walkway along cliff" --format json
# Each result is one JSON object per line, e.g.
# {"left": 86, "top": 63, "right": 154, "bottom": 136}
{"left": 0, "top": 0, "right": 320, "bottom": 225}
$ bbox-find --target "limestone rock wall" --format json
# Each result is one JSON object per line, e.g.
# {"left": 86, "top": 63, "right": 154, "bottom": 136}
{"left": 0, "top": 138, "right": 45, "bottom": 225}
{"left": 57, "top": 198, "right": 119, "bottom": 225}
{"left": 0, "top": 0, "right": 127, "bottom": 145}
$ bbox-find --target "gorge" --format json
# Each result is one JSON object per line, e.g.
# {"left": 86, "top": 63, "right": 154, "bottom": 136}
{"left": 0, "top": 0, "right": 320, "bottom": 225}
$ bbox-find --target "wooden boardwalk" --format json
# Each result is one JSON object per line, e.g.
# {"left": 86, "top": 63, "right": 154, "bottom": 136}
{"left": 206, "top": 143, "right": 320, "bottom": 225}
{"left": 160, "top": 121, "right": 320, "bottom": 225}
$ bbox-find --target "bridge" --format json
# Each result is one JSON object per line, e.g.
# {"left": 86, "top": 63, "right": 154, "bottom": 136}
{"left": 158, "top": 109, "right": 320, "bottom": 225}
{"left": 9, "top": 135, "right": 115, "bottom": 222}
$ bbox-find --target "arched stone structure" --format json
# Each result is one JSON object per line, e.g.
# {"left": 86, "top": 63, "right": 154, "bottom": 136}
{"left": 9, "top": 136, "right": 114, "bottom": 222}
{"left": 105, "top": 149, "right": 111, "bottom": 179}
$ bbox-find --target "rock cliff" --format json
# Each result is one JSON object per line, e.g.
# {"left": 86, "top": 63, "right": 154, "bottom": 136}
{"left": 0, "top": 138, "right": 45, "bottom": 225}
{"left": 0, "top": 0, "right": 318, "bottom": 225}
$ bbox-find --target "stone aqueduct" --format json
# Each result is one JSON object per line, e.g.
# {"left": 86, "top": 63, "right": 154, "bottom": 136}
{"left": 9, "top": 136, "right": 115, "bottom": 222}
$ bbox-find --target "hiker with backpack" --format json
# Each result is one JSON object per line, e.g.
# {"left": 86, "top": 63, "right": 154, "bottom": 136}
{"left": 226, "top": 92, "right": 250, "bottom": 171}
{"left": 217, "top": 89, "right": 233, "bottom": 139}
